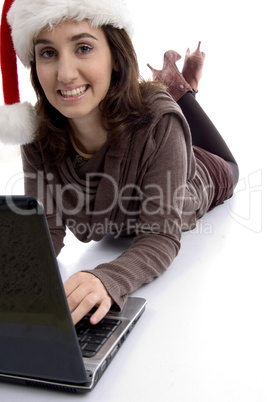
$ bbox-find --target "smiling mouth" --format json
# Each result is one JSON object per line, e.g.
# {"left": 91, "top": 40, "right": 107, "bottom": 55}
{"left": 60, "top": 85, "right": 89, "bottom": 98}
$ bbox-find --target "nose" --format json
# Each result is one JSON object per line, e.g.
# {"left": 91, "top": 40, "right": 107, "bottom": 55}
{"left": 57, "top": 53, "right": 78, "bottom": 84}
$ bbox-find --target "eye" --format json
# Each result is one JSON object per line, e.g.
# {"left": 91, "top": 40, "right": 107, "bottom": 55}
{"left": 40, "top": 49, "right": 56, "bottom": 59}
{"left": 77, "top": 44, "right": 93, "bottom": 55}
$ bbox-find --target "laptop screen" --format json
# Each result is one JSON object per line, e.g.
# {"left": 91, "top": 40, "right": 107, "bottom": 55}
{"left": 0, "top": 196, "right": 88, "bottom": 384}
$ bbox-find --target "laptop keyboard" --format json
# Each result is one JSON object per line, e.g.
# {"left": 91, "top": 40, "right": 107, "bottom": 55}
{"left": 75, "top": 315, "right": 122, "bottom": 358}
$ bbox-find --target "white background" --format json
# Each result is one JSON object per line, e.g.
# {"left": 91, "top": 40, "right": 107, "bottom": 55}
{"left": 0, "top": 1, "right": 266, "bottom": 401}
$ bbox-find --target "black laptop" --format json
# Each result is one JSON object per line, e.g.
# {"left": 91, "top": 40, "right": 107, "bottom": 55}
{"left": 0, "top": 195, "right": 146, "bottom": 393}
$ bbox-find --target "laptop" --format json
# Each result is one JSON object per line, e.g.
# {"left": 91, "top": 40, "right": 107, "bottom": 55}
{"left": 0, "top": 195, "right": 146, "bottom": 393}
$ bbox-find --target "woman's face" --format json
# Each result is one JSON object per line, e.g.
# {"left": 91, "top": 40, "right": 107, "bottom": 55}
{"left": 34, "top": 20, "right": 116, "bottom": 125}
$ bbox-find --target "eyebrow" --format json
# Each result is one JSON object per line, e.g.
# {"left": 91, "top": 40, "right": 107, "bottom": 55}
{"left": 35, "top": 33, "right": 98, "bottom": 46}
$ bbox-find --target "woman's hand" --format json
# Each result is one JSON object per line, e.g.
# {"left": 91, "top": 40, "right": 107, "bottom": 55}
{"left": 64, "top": 272, "right": 113, "bottom": 325}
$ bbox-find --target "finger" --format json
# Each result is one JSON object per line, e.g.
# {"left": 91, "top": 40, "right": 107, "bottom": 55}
{"left": 64, "top": 275, "right": 80, "bottom": 298}
{"left": 90, "top": 299, "right": 112, "bottom": 325}
{"left": 71, "top": 294, "right": 98, "bottom": 325}
{"left": 64, "top": 272, "right": 95, "bottom": 312}
{"left": 67, "top": 286, "right": 92, "bottom": 313}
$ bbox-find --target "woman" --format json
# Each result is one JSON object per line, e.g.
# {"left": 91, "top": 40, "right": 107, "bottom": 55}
{"left": 0, "top": 0, "right": 238, "bottom": 326}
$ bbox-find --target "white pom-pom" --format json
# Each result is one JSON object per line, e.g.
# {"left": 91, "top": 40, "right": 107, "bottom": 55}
{"left": 0, "top": 102, "right": 38, "bottom": 145}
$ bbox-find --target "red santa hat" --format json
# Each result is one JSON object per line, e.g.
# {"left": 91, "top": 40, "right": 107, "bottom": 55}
{"left": 0, "top": 0, "right": 133, "bottom": 145}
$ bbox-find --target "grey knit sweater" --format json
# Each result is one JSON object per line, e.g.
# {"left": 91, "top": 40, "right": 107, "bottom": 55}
{"left": 21, "top": 91, "right": 214, "bottom": 310}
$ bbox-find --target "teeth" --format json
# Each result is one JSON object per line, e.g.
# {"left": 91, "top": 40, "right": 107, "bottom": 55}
{"left": 60, "top": 86, "right": 87, "bottom": 98}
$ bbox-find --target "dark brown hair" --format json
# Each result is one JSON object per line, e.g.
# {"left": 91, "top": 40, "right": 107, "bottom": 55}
{"left": 30, "top": 25, "right": 163, "bottom": 163}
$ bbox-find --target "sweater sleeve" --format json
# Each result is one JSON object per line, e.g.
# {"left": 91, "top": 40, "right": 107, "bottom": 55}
{"left": 20, "top": 144, "right": 66, "bottom": 256}
{"left": 91, "top": 113, "right": 191, "bottom": 310}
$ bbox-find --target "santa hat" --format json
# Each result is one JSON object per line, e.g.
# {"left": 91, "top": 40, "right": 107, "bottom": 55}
{"left": 0, "top": 0, "right": 133, "bottom": 146}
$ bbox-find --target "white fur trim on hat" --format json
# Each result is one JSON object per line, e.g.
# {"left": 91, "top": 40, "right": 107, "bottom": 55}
{"left": 7, "top": 0, "right": 134, "bottom": 68}
{"left": 0, "top": 102, "right": 38, "bottom": 145}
